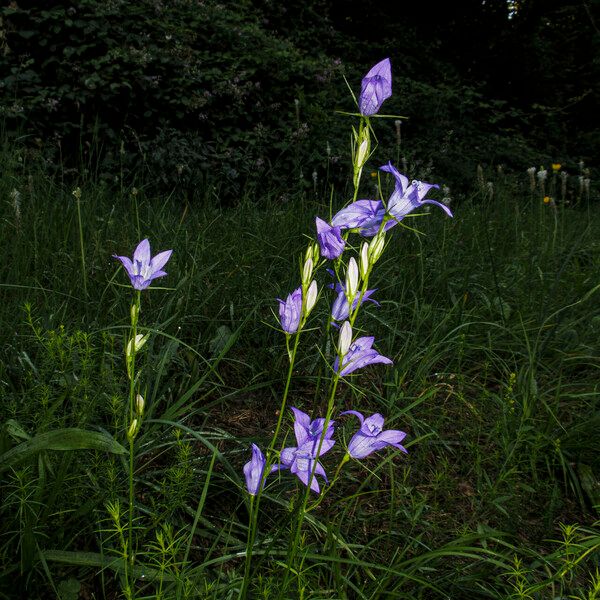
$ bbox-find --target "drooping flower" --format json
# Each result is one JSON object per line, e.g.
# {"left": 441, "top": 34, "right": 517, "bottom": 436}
{"left": 358, "top": 58, "right": 392, "bottom": 116}
{"left": 331, "top": 199, "right": 385, "bottom": 236}
{"left": 331, "top": 289, "right": 379, "bottom": 322}
{"left": 243, "top": 443, "right": 270, "bottom": 496}
{"left": 114, "top": 239, "right": 173, "bottom": 291}
{"left": 333, "top": 336, "right": 392, "bottom": 376}
{"left": 341, "top": 410, "right": 407, "bottom": 459}
{"left": 316, "top": 217, "right": 345, "bottom": 260}
{"left": 278, "top": 287, "right": 302, "bottom": 334}
{"left": 380, "top": 162, "right": 453, "bottom": 226}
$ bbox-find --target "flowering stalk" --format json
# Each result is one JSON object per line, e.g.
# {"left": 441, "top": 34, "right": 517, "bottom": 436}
{"left": 241, "top": 245, "right": 319, "bottom": 599}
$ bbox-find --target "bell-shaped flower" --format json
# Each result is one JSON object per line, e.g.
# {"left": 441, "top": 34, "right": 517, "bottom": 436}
{"left": 243, "top": 444, "right": 278, "bottom": 495}
{"left": 341, "top": 411, "right": 407, "bottom": 459}
{"left": 331, "top": 199, "right": 385, "bottom": 236}
{"left": 114, "top": 238, "right": 173, "bottom": 291}
{"left": 290, "top": 407, "right": 335, "bottom": 454}
{"left": 359, "top": 58, "right": 392, "bottom": 116}
{"left": 380, "top": 162, "right": 453, "bottom": 225}
{"left": 316, "top": 217, "right": 345, "bottom": 259}
{"left": 331, "top": 288, "right": 379, "bottom": 322}
{"left": 333, "top": 336, "right": 392, "bottom": 376}
{"left": 243, "top": 444, "right": 267, "bottom": 495}
{"left": 278, "top": 287, "right": 302, "bottom": 334}
{"left": 275, "top": 408, "right": 335, "bottom": 493}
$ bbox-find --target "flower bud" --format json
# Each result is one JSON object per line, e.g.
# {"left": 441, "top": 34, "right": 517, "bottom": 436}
{"left": 345, "top": 257, "right": 359, "bottom": 300}
{"left": 135, "top": 394, "right": 144, "bottom": 416}
{"left": 126, "top": 333, "right": 149, "bottom": 359}
{"left": 359, "top": 242, "right": 369, "bottom": 278}
{"left": 312, "top": 242, "right": 320, "bottom": 265}
{"left": 305, "top": 280, "right": 318, "bottom": 315}
{"left": 369, "top": 233, "right": 385, "bottom": 263}
{"left": 302, "top": 257, "right": 313, "bottom": 286}
{"left": 338, "top": 321, "right": 352, "bottom": 357}
{"left": 127, "top": 418, "right": 139, "bottom": 440}
{"left": 356, "top": 137, "right": 369, "bottom": 169}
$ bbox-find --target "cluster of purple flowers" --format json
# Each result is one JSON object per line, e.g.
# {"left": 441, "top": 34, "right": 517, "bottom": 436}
{"left": 316, "top": 161, "right": 453, "bottom": 261}
{"left": 244, "top": 408, "right": 406, "bottom": 495}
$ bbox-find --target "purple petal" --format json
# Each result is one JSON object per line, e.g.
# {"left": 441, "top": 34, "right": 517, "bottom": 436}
{"left": 379, "top": 162, "right": 409, "bottom": 196}
{"left": 133, "top": 239, "right": 151, "bottom": 265}
{"left": 376, "top": 429, "right": 408, "bottom": 452}
{"left": 114, "top": 255, "right": 136, "bottom": 278}
{"left": 340, "top": 410, "right": 365, "bottom": 425}
{"left": 422, "top": 198, "right": 454, "bottom": 218}
{"left": 150, "top": 249, "right": 173, "bottom": 272}
{"left": 347, "top": 433, "right": 377, "bottom": 459}
{"left": 361, "top": 413, "right": 385, "bottom": 437}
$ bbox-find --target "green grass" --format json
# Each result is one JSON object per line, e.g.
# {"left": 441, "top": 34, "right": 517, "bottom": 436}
{"left": 0, "top": 152, "right": 599, "bottom": 599}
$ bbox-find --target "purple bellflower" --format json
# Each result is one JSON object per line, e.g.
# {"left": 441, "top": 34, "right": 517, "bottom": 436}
{"left": 316, "top": 217, "right": 345, "bottom": 260}
{"left": 290, "top": 407, "right": 335, "bottom": 454}
{"left": 333, "top": 336, "right": 392, "bottom": 376}
{"left": 380, "top": 162, "right": 453, "bottom": 226}
{"left": 277, "top": 407, "right": 335, "bottom": 493}
{"left": 331, "top": 288, "right": 379, "bottom": 322}
{"left": 243, "top": 443, "right": 269, "bottom": 495}
{"left": 331, "top": 200, "right": 386, "bottom": 237}
{"left": 278, "top": 287, "right": 303, "bottom": 334}
{"left": 341, "top": 411, "right": 407, "bottom": 459}
{"left": 114, "top": 239, "right": 173, "bottom": 291}
{"left": 359, "top": 58, "right": 392, "bottom": 116}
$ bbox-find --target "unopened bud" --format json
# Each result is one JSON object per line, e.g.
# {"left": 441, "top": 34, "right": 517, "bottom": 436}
{"left": 302, "top": 257, "right": 313, "bottom": 285}
{"left": 305, "top": 280, "right": 318, "bottom": 314}
{"left": 369, "top": 233, "right": 385, "bottom": 263}
{"left": 338, "top": 321, "right": 352, "bottom": 357}
{"left": 359, "top": 242, "right": 369, "bottom": 278}
{"left": 127, "top": 418, "right": 138, "bottom": 440}
{"left": 312, "top": 242, "right": 320, "bottom": 265}
{"left": 135, "top": 394, "right": 144, "bottom": 416}
{"left": 345, "top": 257, "right": 359, "bottom": 300}
{"left": 126, "top": 333, "right": 149, "bottom": 359}
{"left": 356, "top": 138, "right": 369, "bottom": 169}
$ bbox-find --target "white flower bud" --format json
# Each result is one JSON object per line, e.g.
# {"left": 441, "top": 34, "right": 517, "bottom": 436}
{"left": 338, "top": 321, "right": 352, "bottom": 357}
{"left": 305, "top": 280, "right": 318, "bottom": 314}
{"left": 369, "top": 233, "right": 385, "bottom": 263}
{"left": 126, "top": 333, "right": 149, "bottom": 359}
{"left": 345, "top": 258, "right": 359, "bottom": 300}
{"left": 356, "top": 138, "right": 369, "bottom": 168}
{"left": 302, "top": 257, "right": 313, "bottom": 286}
{"left": 135, "top": 394, "right": 144, "bottom": 416}
{"left": 359, "top": 242, "right": 369, "bottom": 279}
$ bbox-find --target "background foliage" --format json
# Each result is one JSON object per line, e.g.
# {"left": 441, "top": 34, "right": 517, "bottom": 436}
{"left": 1, "top": 0, "right": 599, "bottom": 199}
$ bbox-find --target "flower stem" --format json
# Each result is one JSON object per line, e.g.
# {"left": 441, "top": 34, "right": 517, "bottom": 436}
{"left": 240, "top": 331, "right": 302, "bottom": 599}
{"left": 126, "top": 290, "right": 141, "bottom": 599}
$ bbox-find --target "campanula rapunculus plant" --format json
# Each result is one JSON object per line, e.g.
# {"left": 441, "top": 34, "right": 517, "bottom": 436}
{"left": 114, "top": 238, "right": 173, "bottom": 290}
{"left": 342, "top": 411, "right": 407, "bottom": 459}
{"left": 243, "top": 444, "right": 269, "bottom": 496}
{"left": 359, "top": 58, "right": 392, "bottom": 116}
{"left": 334, "top": 334, "right": 392, "bottom": 376}
{"left": 278, "top": 287, "right": 303, "bottom": 334}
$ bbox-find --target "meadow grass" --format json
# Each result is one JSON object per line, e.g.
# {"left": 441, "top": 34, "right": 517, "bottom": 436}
{"left": 0, "top": 155, "right": 599, "bottom": 599}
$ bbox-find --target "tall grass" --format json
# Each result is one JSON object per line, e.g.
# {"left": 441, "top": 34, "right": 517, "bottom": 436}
{"left": 0, "top": 149, "right": 598, "bottom": 598}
